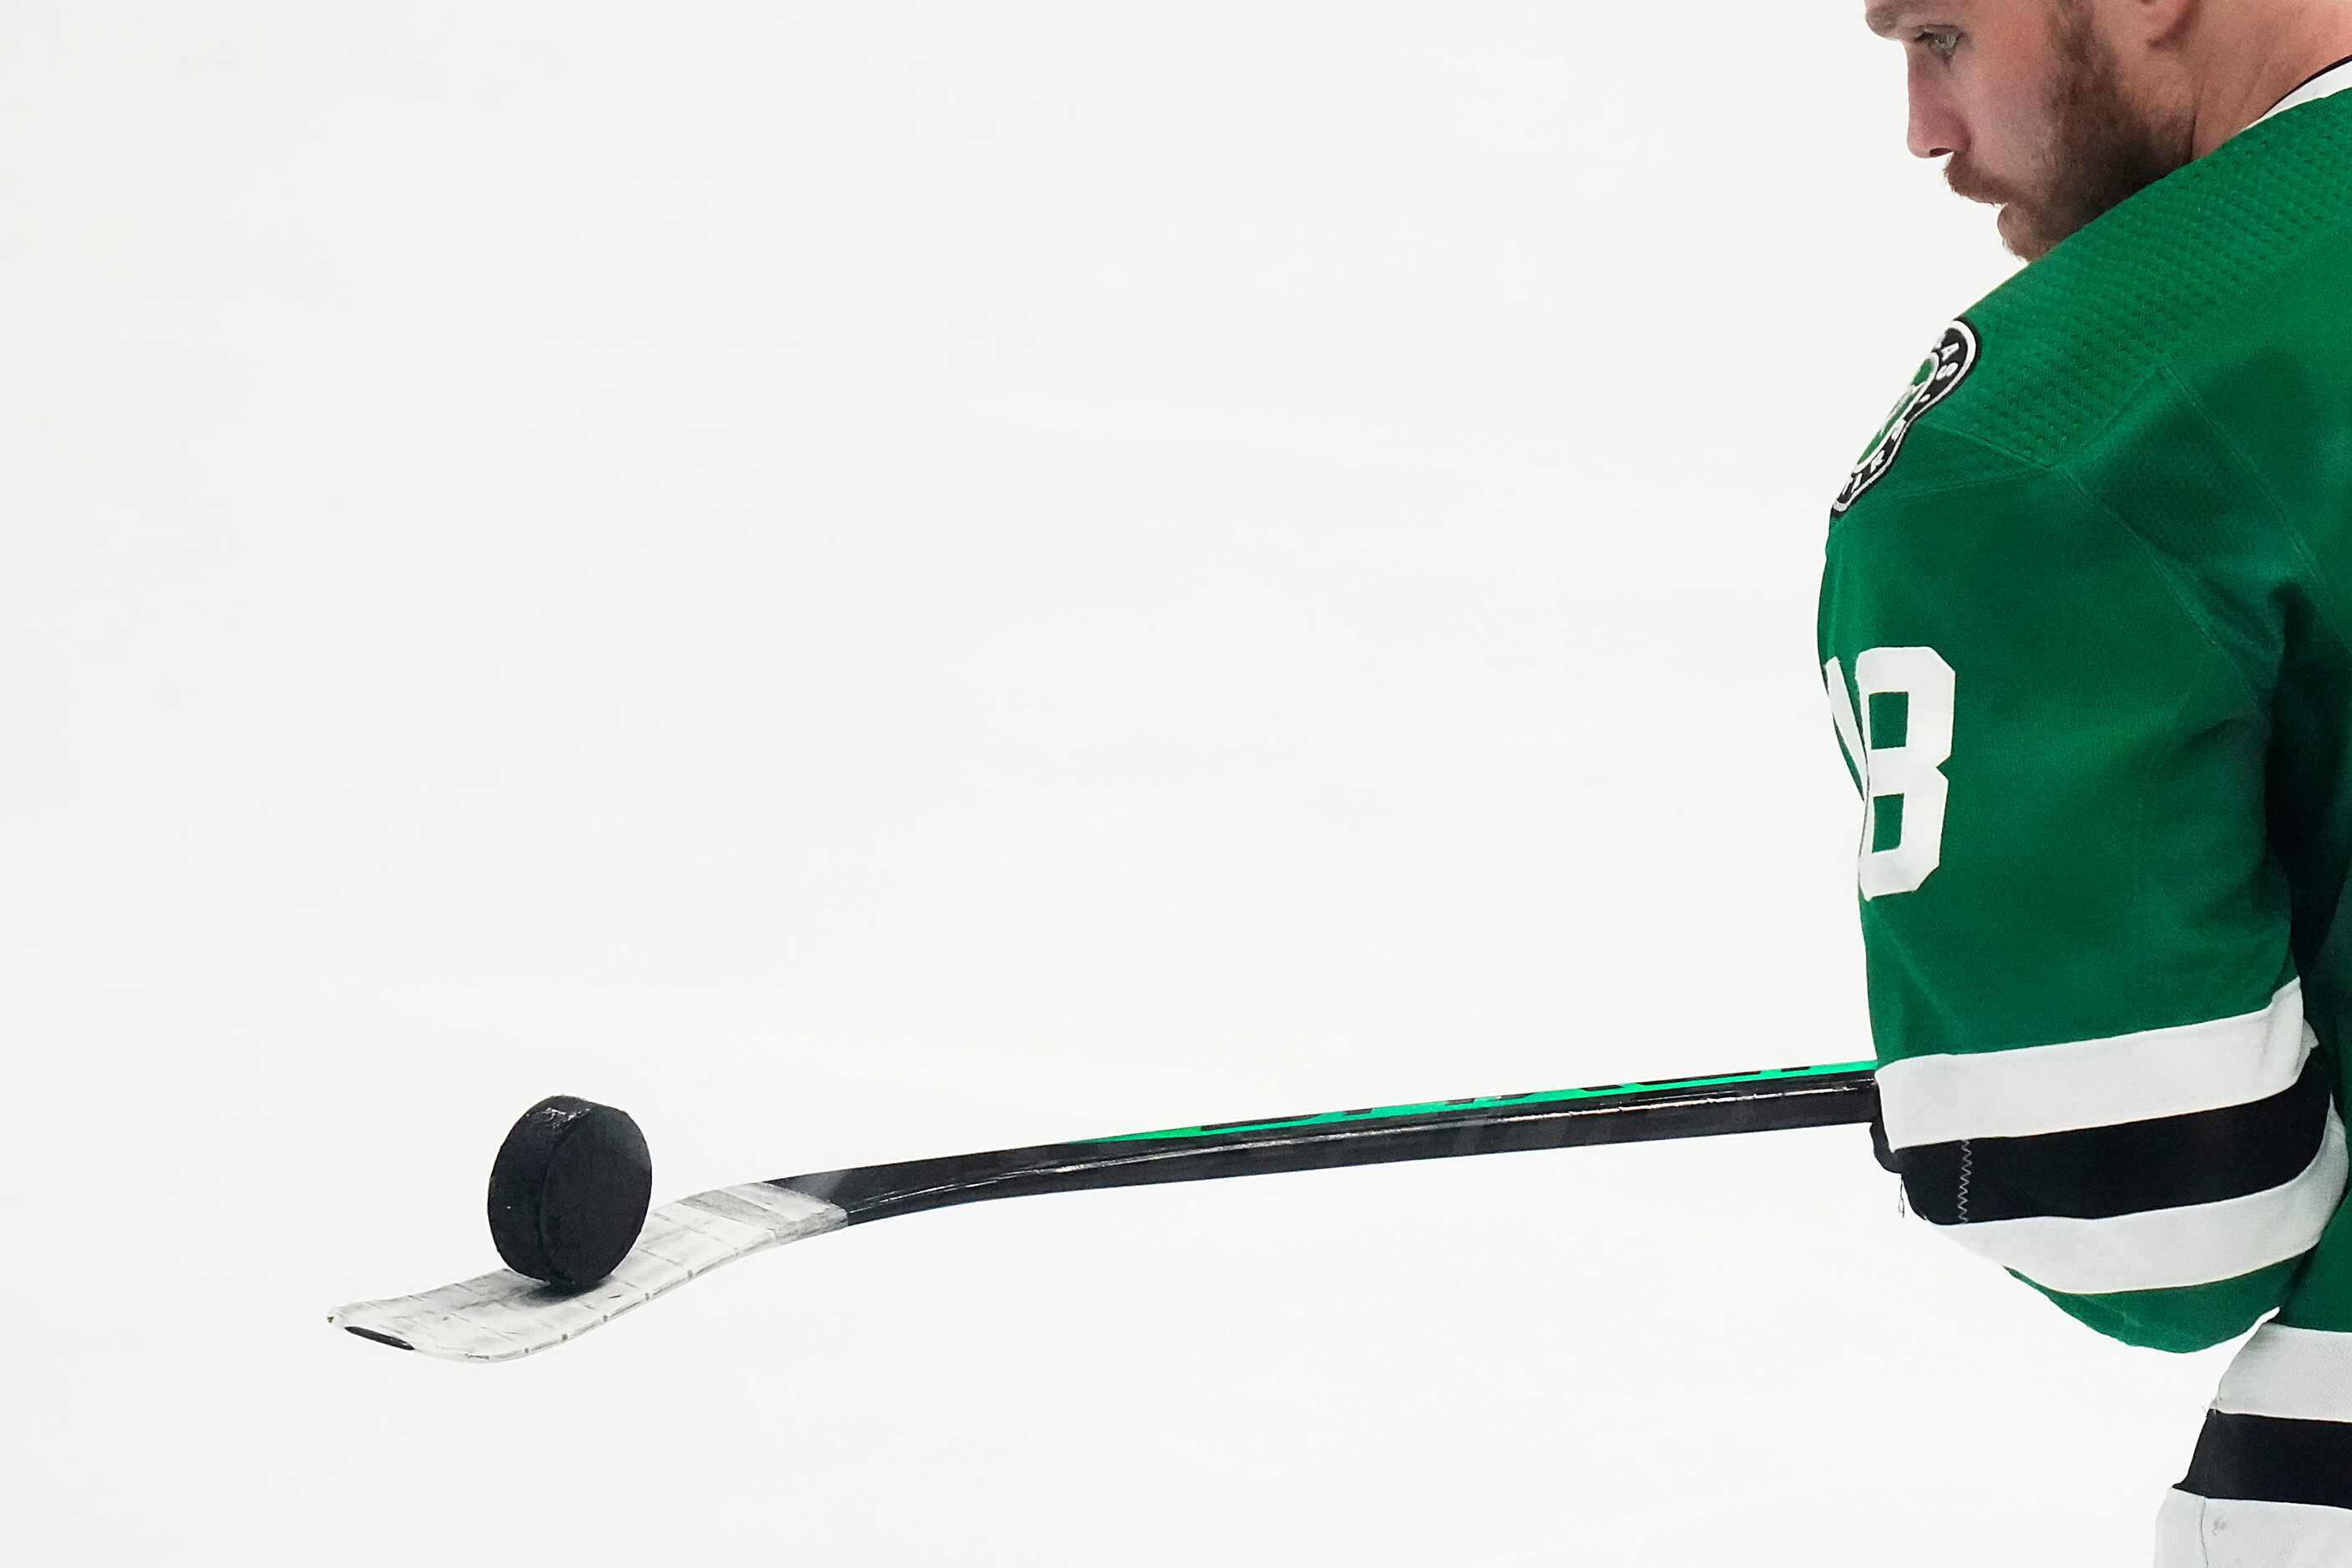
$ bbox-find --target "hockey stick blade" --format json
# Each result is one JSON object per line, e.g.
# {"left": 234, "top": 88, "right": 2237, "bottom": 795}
{"left": 330, "top": 1060, "right": 1876, "bottom": 1363}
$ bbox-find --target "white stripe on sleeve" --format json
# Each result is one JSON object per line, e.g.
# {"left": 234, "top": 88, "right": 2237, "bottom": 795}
{"left": 1932, "top": 1105, "right": 2346, "bottom": 1296}
{"left": 1876, "top": 982, "right": 2308, "bottom": 1151}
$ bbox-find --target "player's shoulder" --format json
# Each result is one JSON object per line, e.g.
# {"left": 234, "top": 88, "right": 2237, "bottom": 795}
{"left": 1830, "top": 93, "right": 2352, "bottom": 528}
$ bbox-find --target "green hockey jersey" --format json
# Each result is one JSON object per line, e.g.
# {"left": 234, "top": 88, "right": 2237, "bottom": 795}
{"left": 1818, "top": 90, "right": 2352, "bottom": 1353}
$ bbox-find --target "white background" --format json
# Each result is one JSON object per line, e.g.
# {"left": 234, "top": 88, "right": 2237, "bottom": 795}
{"left": 1, "top": 3, "right": 2235, "bottom": 1563}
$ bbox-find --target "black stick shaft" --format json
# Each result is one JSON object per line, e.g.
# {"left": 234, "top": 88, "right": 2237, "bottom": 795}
{"left": 778, "top": 1065, "right": 1879, "bottom": 1224}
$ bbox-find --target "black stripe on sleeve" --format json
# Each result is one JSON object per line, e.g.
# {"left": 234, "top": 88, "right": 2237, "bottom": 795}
{"left": 2181, "top": 1409, "right": 2352, "bottom": 1510}
{"left": 1894, "top": 1050, "right": 2329, "bottom": 1227}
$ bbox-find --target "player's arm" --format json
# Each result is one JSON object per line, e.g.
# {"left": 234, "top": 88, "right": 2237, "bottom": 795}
{"left": 1821, "top": 463, "right": 2342, "bottom": 1353}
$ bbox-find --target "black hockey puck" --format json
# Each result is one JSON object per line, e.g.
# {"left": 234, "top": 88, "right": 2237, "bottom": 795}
{"left": 487, "top": 1095, "right": 653, "bottom": 1288}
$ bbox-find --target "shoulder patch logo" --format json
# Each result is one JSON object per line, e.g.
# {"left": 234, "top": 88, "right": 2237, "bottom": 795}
{"left": 1831, "top": 318, "right": 1980, "bottom": 518}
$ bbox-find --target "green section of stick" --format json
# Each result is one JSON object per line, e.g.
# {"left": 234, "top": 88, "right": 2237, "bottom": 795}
{"left": 1090, "top": 1060, "right": 1875, "bottom": 1144}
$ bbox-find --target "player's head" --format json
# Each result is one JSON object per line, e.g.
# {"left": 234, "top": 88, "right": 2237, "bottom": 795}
{"left": 1865, "top": 0, "right": 2254, "bottom": 261}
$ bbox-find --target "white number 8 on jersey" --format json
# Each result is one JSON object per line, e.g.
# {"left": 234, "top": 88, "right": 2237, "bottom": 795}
{"left": 1824, "top": 647, "right": 1955, "bottom": 899}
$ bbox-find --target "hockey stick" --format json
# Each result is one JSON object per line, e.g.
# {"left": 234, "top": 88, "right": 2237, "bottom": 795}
{"left": 329, "top": 1059, "right": 1877, "bottom": 1363}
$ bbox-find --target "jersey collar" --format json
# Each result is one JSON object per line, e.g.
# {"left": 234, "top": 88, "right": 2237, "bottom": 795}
{"left": 2255, "top": 54, "right": 2352, "bottom": 127}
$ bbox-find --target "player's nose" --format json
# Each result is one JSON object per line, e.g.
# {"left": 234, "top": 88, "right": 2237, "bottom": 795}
{"left": 1905, "top": 54, "right": 1964, "bottom": 159}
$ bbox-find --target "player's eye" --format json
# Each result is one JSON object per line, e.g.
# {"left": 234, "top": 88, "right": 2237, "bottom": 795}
{"left": 1912, "top": 28, "right": 1962, "bottom": 62}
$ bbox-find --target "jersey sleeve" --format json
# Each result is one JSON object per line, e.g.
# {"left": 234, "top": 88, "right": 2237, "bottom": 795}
{"left": 1819, "top": 453, "right": 2344, "bottom": 1353}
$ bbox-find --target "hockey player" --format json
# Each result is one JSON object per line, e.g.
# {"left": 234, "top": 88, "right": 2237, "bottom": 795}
{"left": 1823, "top": 3, "right": 2352, "bottom": 1561}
